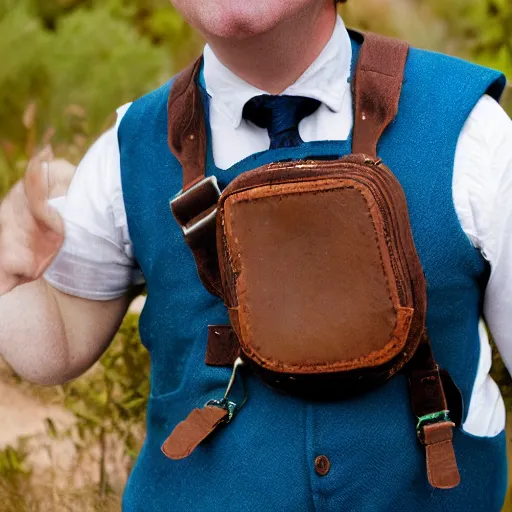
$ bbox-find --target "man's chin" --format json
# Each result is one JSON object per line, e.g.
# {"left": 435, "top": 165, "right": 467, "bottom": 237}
{"left": 189, "top": 1, "right": 312, "bottom": 41}
{"left": 199, "top": 12, "right": 283, "bottom": 41}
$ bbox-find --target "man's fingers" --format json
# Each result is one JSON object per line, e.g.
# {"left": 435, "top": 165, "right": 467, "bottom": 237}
{"left": 24, "top": 145, "right": 52, "bottom": 217}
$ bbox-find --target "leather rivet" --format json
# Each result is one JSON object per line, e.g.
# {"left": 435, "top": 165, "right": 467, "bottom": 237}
{"left": 314, "top": 455, "right": 330, "bottom": 476}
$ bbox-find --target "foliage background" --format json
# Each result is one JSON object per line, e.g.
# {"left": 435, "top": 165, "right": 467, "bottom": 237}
{"left": 0, "top": 0, "right": 511, "bottom": 510}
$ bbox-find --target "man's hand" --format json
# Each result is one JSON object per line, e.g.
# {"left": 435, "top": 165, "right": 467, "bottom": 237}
{"left": 0, "top": 146, "right": 73, "bottom": 296}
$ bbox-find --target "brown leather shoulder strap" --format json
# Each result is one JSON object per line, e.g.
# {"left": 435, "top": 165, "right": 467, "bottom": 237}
{"left": 167, "top": 57, "right": 223, "bottom": 297}
{"left": 168, "top": 34, "right": 409, "bottom": 182}
{"left": 352, "top": 32, "right": 409, "bottom": 156}
{"left": 167, "top": 57, "right": 206, "bottom": 192}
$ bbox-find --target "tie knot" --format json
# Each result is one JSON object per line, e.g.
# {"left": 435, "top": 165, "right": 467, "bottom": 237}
{"left": 242, "top": 95, "right": 321, "bottom": 149}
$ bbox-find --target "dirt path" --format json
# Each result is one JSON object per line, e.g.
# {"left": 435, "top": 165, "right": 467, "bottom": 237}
{"left": 0, "top": 376, "right": 72, "bottom": 450}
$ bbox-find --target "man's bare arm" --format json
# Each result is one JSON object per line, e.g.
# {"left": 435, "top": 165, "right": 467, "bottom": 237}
{"left": 0, "top": 146, "right": 135, "bottom": 384}
{"left": 0, "top": 279, "right": 134, "bottom": 385}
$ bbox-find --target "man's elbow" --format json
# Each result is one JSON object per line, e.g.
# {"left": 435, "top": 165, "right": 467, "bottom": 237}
{"left": 13, "top": 367, "right": 70, "bottom": 387}
{"left": 6, "top": 354, "right": 80, "bottom": 387}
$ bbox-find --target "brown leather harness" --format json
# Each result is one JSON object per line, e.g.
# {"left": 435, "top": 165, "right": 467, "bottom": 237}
{"left": 164, "top": 30, "right": 462, "bottom": 490}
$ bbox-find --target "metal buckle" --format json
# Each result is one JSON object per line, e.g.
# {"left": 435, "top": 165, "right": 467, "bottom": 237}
{"left": 183, "top": 208, "right": 218, "bottom": 237}
{"left": 416, "top": 410, "right": 451, "bottom": 443}
{"left": 170, "top": 176, "right": 221, "bottom": 237}
{"left": 170, "top": 175, "right": 221, "bottom": 206}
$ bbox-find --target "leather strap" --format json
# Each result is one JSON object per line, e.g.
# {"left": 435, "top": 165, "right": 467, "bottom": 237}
{"left": 352, "top": 32, "right": 409, "bottom": 157}
{"left": 205, "top": 325, "right": 240, "bottom": 366}
{"left": 167, "top": 58, "right": 223, "bottom": 297}
{"left": 167, "top": 57, "right": 206, "bottom": 191}
{"left": 408, "top": 332, "right": 461, "bottom": 489}
{"left": 170, "top": 188, "right": 222, "bottom": 296}
{"left": 161, "top": 406, "right": 229, "bottom": 460}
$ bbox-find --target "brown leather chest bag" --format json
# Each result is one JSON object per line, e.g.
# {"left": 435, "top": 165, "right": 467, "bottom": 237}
{"left": 163, "top": 31, "right": 462, "bottom": 490}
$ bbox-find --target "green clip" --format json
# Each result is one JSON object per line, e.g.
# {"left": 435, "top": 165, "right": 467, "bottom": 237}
{"left": 416, "top": 410, "right": 451, "bottom": 439}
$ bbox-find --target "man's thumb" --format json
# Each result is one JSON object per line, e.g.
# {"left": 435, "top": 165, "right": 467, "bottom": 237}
{"left": 24, "top": 145, "right": 64, "bottom": 235}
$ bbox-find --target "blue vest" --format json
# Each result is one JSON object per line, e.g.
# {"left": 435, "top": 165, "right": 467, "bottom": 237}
{"left": 118, "top": 37, "right": 508, "bottom": 512}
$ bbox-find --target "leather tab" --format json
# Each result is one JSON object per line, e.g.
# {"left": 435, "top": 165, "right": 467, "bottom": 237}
{"left": 352, "top": 32, "right": 409, "bottom": 156}
{"left": 423, "top": 422, "right": 461, "bottom": 489}
{"left": 206, "top": 326, "right": 240, "bottom": 366}
{"left": 161, "top": 406, "right": 229, "bottom": 460}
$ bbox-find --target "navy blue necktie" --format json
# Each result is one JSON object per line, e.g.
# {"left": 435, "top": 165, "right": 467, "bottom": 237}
{"left": 242, "top": 95, "right": 321, "bottom": 149}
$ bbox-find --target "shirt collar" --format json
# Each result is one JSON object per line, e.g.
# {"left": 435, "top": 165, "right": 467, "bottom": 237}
{"left": 202, "top": 15, "right": 352, "bottom": 129}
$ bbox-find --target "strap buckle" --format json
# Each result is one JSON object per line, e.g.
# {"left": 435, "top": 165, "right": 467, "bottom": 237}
{"left": 183, "top": 207, "right": 218, "bottom": 238}
{"left": 416, "top": 410, "right": 451, "bottom": 444}
{"left": 170, "top": 176, "right": 221, "bottom": 237}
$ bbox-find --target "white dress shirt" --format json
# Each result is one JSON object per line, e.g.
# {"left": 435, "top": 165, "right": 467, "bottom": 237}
{"left": 44, "top": 16, "right": 512, "bottom": 438}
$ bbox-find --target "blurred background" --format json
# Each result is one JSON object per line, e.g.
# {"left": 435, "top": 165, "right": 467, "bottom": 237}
{"left": 0, "top": 0, "right": 510, "bottom": 510}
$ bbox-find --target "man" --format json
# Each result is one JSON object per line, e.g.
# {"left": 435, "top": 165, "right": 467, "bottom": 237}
{"left": 0, "top": 0, "right": 511, "bottom": 510}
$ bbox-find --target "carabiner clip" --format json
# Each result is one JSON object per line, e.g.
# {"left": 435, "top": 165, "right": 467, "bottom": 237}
{"left": 206, "top": 357, "right": 247, "bottom": 423}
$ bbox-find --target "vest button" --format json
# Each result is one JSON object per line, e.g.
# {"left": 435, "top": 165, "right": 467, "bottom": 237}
{"left": 314, "top": 455, "right": 331, "bottom": 476}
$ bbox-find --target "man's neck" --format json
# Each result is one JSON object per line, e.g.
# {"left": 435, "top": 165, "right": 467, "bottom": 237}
{"left": 206, "top": 7, "right": 337, "bottom": 95}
